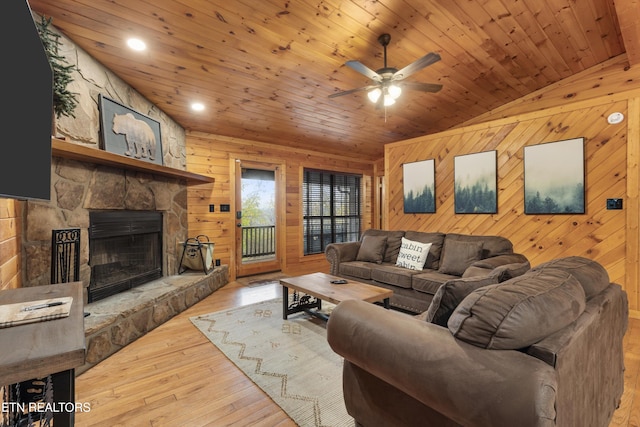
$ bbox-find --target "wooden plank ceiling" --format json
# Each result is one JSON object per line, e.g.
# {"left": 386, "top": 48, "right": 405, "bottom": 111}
{"left": 28, "top": 0, "right": 640, "bottom": 161}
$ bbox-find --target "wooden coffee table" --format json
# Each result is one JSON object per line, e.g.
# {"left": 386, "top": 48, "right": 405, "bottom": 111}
{"left": 280, "top": 272, "right": 393, "bottom": 320}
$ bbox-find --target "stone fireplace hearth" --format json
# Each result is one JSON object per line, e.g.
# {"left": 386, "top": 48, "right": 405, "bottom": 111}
{"left": 81, "top": 267, "right": 228, "bottom": 374}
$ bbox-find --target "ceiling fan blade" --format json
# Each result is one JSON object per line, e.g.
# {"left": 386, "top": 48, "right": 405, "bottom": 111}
{"left": 345, "top": 60, "right": 383, "bottom": 82}
{"left": 400, "top": 81, "right": 443, "bottom": 93}
{"left": 328, "top": 85, "right": 378, "bottom": 98}
{"left": 392, "top": 52, "right": 441, "bottom": 81}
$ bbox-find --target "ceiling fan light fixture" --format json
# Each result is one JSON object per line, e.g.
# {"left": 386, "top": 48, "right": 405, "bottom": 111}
{"left": 388, "top": 84, "right": 402, "bottom": 99}
{"left": 367, "top": 88, "right": 382, "bottom": 103}
{"left": 368, "top": 86, "right": 398, "bottom": 106}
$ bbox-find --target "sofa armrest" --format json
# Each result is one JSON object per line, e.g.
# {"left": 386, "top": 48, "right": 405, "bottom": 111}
{"left": 471, "top": 253, "right": 529, "bottom": 269}
{"left": 327, "top": 299, "right": 557, "bottom": 426}
{"left": 325, "top": 242, "right": 360, "bottom": 275}
{"left": 464, "top": 254, "right": 530, "bottom": 282}
{"left": 526, "top": 284, "right": 627, "bottom": 426}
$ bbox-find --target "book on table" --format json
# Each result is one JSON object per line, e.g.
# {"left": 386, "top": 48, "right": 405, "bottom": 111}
{"left": 0, "top": 296, "right": 73, "bottom": 328}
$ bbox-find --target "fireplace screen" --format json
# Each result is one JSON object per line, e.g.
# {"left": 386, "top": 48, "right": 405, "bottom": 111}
{"left": 89, "top": 211, "right": 162, "bottom": 302}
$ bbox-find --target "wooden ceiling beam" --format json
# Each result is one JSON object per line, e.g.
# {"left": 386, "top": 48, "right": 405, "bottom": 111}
{"left": 614, "top": 0, "right": 640, "bottom": 66}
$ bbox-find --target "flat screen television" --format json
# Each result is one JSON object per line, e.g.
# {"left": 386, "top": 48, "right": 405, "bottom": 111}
{"left": 0, "top": 0, "right": 53, "bottom": 201}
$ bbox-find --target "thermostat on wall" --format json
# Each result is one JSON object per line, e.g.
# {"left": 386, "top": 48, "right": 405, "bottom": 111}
{"left": 607, "top": 112, "right": 624, "bottom": 124}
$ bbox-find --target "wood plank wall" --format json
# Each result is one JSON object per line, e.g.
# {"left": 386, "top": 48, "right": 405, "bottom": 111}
{"left": 0, "top": 199, "right": 21, "bottom": 290}
{"left": 185, "top": 133, "right": 375, "bottom": 281}
{"left": 385, "top": 82, "right": 640, "bottom": 317}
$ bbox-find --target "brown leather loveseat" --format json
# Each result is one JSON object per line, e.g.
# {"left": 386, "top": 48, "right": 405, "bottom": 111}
{"left": 327, "top": 256, "right": 628, "bottom": 427}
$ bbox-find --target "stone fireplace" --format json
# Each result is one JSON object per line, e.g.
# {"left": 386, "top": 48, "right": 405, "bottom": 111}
{"left": 22, "top": 153, "right": 189, "bottom": 304}
{"left": 22, "top": 143, "right": 227, "bottom": 373}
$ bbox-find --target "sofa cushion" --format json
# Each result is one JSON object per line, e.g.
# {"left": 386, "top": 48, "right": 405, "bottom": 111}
{"left": 403, "top": 231, "right": 445, "bottom": 269}
{"left": 448, "top": 269, "right": 586, "bottom": 350}
{"left": 530, "top": 256, "right": 609, "bottom": 299}
{"left": 362, "top": 229, "right": 405, "bottom": 263}
{"left": 370, "top": 265, "right": 421, "bottom": 289}
{"left": 395, "top": 237, "right": 432, "bottom": 270}
{"left": 356, "top": 235, "right": 387, "bottom": 264}
{"left": 412, "top": 270, "right": 459, "bottom": 295}
{"left": 463, "top": 261, "right": 531, "bottom": 282}
{"left": 424, "top": 275, "right": 500, "bottom": 326}
{"left": 438, "top": 239, "right": 483, "bottom": 276}
{"left": 339, "top": 261, "right": 373, "bottom": 280}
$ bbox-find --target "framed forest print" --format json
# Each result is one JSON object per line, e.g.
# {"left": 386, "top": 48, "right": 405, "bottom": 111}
{"left": 524, "top": 138, "right": 585, "bottom": 214}
{"left": 454, "top": 150, "right": 497, "bottom": 214}
{"left": 403, "top": 159, "right": 435, "bottom": 213}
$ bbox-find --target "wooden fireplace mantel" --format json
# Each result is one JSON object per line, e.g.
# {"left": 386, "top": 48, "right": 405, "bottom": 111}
{"left": 51, "top": 138, "right": 214, "bottom": 185}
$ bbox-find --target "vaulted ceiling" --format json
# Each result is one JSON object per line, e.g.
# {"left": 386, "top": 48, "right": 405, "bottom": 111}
{"left": 28, "top": 0, "right": 640, "bottom": 161}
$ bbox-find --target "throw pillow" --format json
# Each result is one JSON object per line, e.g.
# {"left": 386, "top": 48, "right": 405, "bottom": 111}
{"left": 395, "top": 237, "right": 432, "bottom": 270}
{"left": 361, "top": 230, "right": 405, "bottom": 263}
{"left": 424, "top": 276, "right": 499, "bottom": 326}
{"left": 355, "top": 235, "right": 387, "bottom": 264}
{"left": 403, "top": 231, "right": 445, "bottom": 269}
{"left": 462, "top": 261, "right": 531, "bottom": 281}
{"left": 438, "top": 240, "right": 483, "bottom": 276}
{"left": 447, "top": 269, "right": 586, "bottom": 350}
{"left": 529, "top": 256, "right": 609, "bottom": 299}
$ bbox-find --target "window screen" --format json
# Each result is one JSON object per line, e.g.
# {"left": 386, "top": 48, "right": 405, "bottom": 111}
{"left": 303, "top": 169, "right": 361, "bottom": 255}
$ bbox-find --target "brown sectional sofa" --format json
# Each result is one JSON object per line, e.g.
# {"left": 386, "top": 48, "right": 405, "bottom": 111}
{"left": 325, "top": 229, "right": 530, "bottom": 313}
{"left": 327, "top": 256, "right": 628, "bottom": 426}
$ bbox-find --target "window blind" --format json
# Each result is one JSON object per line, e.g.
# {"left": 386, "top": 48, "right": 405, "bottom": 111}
{"left": 303, "top": 170, "right": 361, "bottom": 255}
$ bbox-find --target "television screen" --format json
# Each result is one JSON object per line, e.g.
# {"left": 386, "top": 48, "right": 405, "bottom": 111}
{"left": 0, "top": 0, "right": 52, "bottom": 201}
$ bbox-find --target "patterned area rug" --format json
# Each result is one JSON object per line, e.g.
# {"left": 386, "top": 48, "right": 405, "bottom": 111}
{"left": 244, "top": 275, "right": 288, "bottom": 287}
{"left": 190, "top": 299, "right": 353, "bottom": 427}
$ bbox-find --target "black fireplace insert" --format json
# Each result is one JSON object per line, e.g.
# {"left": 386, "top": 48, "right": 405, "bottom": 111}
{"left": 88, "top": 211, "right": 162, "bottom": 302}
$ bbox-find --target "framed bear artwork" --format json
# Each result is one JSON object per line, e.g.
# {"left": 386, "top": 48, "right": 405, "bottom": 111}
{"left": 98, "top": 94, "right": 164, "bottom": 165}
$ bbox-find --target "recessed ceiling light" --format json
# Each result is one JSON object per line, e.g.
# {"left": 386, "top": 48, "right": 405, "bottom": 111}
{"left": 126, "top": 38, "right": 146, "bottom": 51}
{"left": 191, "top": 102, "right": 205, "bottom": 112}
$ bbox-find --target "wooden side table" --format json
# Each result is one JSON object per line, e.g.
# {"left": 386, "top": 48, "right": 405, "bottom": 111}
{"left": 0, "top": 282, "right": 85, "bottom": 426}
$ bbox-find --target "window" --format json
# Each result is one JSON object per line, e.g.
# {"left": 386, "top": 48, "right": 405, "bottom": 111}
{"left": 303, "top": 169, "right": 361, "bottom": 255}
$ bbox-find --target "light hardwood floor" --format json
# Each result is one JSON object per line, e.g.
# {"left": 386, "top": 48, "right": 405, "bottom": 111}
{"left": 74, "top": 274, "right": 640, "bottom": 426}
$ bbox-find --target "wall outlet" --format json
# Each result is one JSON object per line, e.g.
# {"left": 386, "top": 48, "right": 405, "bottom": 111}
{"left": 606, "top": 198, "right": 623, "bottom": 210}
{"left": 220, "top": 204, "right": 230, "bottom": 212}
{"left": 208, "top": 204, "right": 215, "bottom": 212}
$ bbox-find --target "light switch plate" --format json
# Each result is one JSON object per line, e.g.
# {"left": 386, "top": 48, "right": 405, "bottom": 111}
{"left": 606, "top": 198, "right": 623, "bottom": 210}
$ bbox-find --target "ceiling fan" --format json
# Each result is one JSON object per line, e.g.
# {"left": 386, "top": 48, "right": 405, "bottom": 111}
{"left": 329, "top": 33, "right": 442, "bottom": 108}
